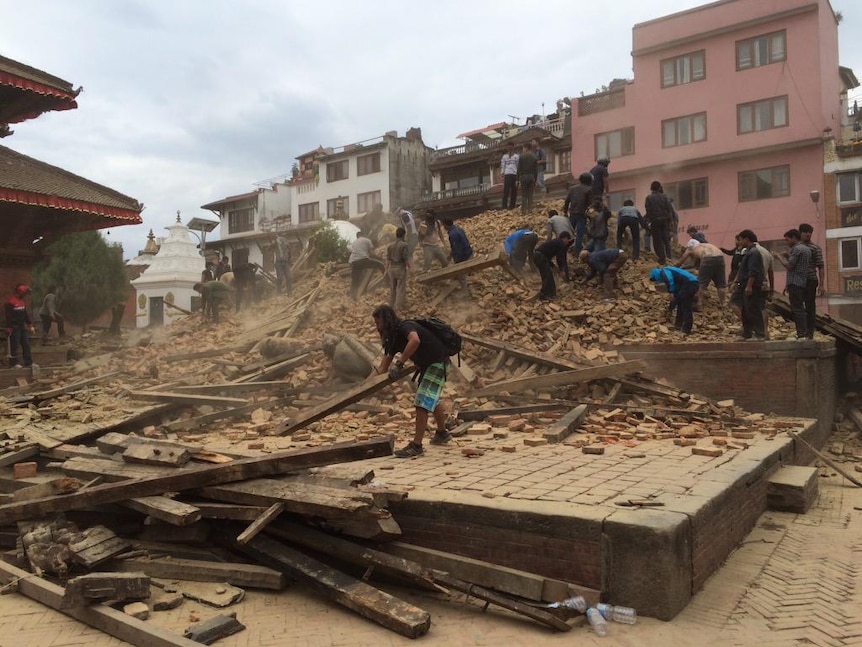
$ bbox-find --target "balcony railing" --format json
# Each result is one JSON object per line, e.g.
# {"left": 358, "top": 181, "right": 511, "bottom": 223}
{"left": 578, "top": 87, "right": 626, "bottom": 117}
{"left": 836, "top": 138, "right": 862, "bottom": 159}
{"left": 422, "top": 184, "right": 490, "bottom": 202}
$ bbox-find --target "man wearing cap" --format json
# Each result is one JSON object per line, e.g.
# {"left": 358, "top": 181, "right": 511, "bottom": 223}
{"left": 4, "top": 285, "right": 36, "bottom": 368}
{"left": 650, "top": 267, "right": 699, "bottom": 334}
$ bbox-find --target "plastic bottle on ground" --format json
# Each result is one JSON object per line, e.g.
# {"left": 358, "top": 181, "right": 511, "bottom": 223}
{"left": 597, "top": 602, "right": 637, "bottom": 624}
{"left": 586, "top": 607, "right": 609, "bottom": 637}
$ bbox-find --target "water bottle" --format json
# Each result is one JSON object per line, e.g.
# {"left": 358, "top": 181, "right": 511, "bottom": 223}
{"left": 586, "top": 607, "right": 609, "bottom": 637}
{"left": 545, "top": 595, "right": 586, "bottom": 613}
{"left": 597, "top": 602, "right": 637, "bottom": 624}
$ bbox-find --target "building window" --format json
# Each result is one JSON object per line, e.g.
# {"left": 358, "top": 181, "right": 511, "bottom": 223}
{"left": 357, "top": 152, "right": 381, "bottom": 176}
{"left": 543, "top": 150, "right": 555, "bottom": 174}
{"left": 665, "top": 178, "right": 709, "bottom": 209}
{"left": 608, "top": 189, "right": 636, "bottom": 214}
{"left": 298, "top": 202, "right": 319, "bottom": 224}
{"left": 357, "top": 190, "right": 381, "bottom": 214}
{"left": 661, "top": 50, "right": 705, "bottom": 88}
{"left": 558, "top": 150, "right": 571, "bottom": 174}
{"left": 662, "top": 113, "right": 707, "bottom": 148}
{"left": 738, "top": 165, "right": 790, "bottom": 201}
{"left": 840, "top": 238, "right": 862, "bottom": 271}
{"left": 738, "top": 96, "right": 788, "bottom": 134}
{"left": 228, "top": 208, "right": 254, "bottom": 234}
{"left": 326, "top": 159, "right": 349, "bottom": 182}
{"left": 838, "top": 172, "right": 862, "bottom": 204}
{"left": 737, "top": 31, "right": 786, "bottom": 70}
{"left": 327, "top": 197, "right": 349, "bottom": 219}
{"left": 595, "top": 127, "right": 634, "bottom": 159}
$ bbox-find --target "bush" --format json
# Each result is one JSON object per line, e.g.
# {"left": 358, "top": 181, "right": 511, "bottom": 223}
{"left": 310, "top": 220, "right": 350, "bottom": 264}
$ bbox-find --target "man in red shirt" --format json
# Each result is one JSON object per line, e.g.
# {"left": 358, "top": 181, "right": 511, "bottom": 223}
{"left": 4, "top": 285, "right": 36, "bottom": 368}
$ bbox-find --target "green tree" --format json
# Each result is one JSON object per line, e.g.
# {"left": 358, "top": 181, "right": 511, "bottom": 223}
{"left": 31, "top": 231, "right": 128, "bottom": 329}
{"left": 309, "top": 220, "right": 350, "bottom": 263}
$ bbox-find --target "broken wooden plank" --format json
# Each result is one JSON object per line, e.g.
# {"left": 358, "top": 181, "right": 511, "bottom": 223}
{"left": 460, "top": 332, "right": 588, "bottom": 371}
{"left": 123, "top": 496, "right": 202, "bottom": 526}
{"left": 112, "top": 556, "right": 285, "bottom": 590}
{"left": 472, "top": 360, "right": 647, "bottom": 397}
{"left": 0, "top": 437, "right": 393, "bottom": 524}
{"left": 171, "top": 381, "right": 293, "bottom": 395}
{"left": 162, "top": 396, "right": 293, "bottom": 433}
{"left": 277, "top": 372, "right": 407, "bottom": 436}
{"left": 543, "top": 405, "right": 589, "bottom": 443}
{"left": 68, "top": 525, "right": 132, "bottom": 568}
{"left": 0, "top": 560, "right": 200, "bottom": 647}
{"left": 458, "top": 403, "right": 571, "bottom": 420}
{"left": 237, "top": 533, "right": 431, "bottom": 638}
{"left": 62, "top": 572, "right": 150, "bottom": 608}
{"left": 236, "top": 502, "right": 285, "bottom": 545}
{"left": 123, "top": 444, "right": 191, "bottom": 468}
{"left": 382, "top": 541, "right": 593, "bottom": 605}
{"left": 415, "top": 248, "right": 508, "bottom": 285}
{"left": 12, "top": 477, "right": 83, "bottom": 502}
{"left": 128, "top": 391, "right": 248, "bottom": 408}
{"left": 186, "top": 501, "right": 269, "bottom": 521}
{"left": 0, "top": 444, "right": 39, "bottom": 468}
{"left": 30, "top": 371, "right": 124, "bottom": 403}
{"left": 162, "top": 344, "right": 254, "bottom": 363}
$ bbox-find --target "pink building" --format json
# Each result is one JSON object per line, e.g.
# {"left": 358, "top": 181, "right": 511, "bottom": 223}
{"left": 571, "top": 0, "right": 848, "bottom": 287}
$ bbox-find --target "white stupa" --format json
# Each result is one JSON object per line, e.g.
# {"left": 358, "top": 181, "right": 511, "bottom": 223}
{"left": 131, "top": 212, "right": 205, "bottom": 327}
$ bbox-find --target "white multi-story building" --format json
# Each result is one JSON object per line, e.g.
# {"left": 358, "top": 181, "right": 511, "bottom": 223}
{"left": 201, "top": 128, "right": 431, "bottom": 272}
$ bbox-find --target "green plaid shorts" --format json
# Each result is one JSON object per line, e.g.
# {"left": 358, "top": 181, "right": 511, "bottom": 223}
{"left": 414, "top": 362, "right": 447, "bottom": 412}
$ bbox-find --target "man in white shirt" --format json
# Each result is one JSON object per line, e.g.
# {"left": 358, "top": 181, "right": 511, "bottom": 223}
{"left": 500, "top": 143, "right": 519, "bottom": 210}
{"left": 349, "top": 232, "right": 384, "bottom": 300}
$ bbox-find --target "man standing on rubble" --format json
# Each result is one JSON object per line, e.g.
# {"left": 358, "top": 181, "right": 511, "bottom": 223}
{"left": 442, "top": 219, "right": 473, "bottom": 291}
{"left": 396, "top": 208, "right": 420, "bottom": 261}
{"left": 674, "top": 241, "right": 728, "bottom": 308}
{"left": 500, "top": 142, "right": 519, "bottom": 210}
{"left": 371, "top": 305, "right": 453, "bottom": 458}
{"left": 420, "top": 210, "right": 449, "bottom": 273}
{"left": 517, "top": 143, "right": 538, "bottom": 214}
{"left": 563, "top": 172, "right": 593, "bottom": 254}
{"left": 546, "top": 208, "right": 574, "bottom": 241}
{"left": 775, "top": 229, "right": 811, "bottom": 340}
{"left": 5, "top": 284, "right": 36, "bottom": 368}
{"left": 349, "top": 231, "right": 385, "bottom": 301}
{"left": 275, "top": 235, "right": 292, "bottom": 295}
{"left": 798, "top": 223, "right": 824, "bottom": 339}
{"left": 590, "top": 155, "right": 610, "bottom": 200}
{"left": 734, "top": 230, "right": 766, "bottom": 340}
{"left": 644, "top": 181, "right": 674, "bottom": 265}
{"left": 532, "top": 138, "right": 547, "bottom": 195}
{"left": 194, "top": 280, "right": 231, "bottom": 323}
{"left": 385, "top": 227, "right": 411, "bottom": 313}
{"left": 533, "top": 232, "right": 573, "bottom": 301}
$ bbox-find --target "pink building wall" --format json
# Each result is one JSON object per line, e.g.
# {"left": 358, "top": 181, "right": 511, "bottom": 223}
{"left": 572, "top": 0, "right": 842, "bottom": 278}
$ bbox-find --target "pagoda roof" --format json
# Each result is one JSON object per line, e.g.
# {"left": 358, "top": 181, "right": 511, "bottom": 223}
{"left": 0, "top": 54, "right": 79, "bottom": 127}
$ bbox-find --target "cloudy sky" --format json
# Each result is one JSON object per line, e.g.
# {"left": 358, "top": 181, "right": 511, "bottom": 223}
{"left": 3, "top": 0, "right": 861, "bottom": 258}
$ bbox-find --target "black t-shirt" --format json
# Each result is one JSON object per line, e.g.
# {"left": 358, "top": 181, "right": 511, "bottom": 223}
{"left": 385, "top": 321, "right": 449, "bottom": 369}
{"left": 590, "top": 164, "right": 608, "bottom": 195}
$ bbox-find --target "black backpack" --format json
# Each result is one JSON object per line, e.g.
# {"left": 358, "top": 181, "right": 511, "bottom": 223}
{"left": 411, "top": 317, "right": 462, "bottom": 364}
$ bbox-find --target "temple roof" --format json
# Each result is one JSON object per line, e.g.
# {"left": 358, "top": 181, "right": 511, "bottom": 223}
{"left": 0, "top": 54, "right": 79, "bottom": 128}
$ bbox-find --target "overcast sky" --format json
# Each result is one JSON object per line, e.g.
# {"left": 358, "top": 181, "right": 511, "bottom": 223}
{"left": 3, "top": 0, "right": 861, "bottom": 259}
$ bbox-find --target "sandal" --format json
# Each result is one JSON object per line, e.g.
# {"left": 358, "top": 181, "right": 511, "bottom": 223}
{"left": 394, "top": 441, "right": 424, "bottom": 458}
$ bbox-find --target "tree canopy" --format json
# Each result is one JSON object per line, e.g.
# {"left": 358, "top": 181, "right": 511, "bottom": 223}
{"left": 31, "top": 231, "right": 128, "bottom": 327}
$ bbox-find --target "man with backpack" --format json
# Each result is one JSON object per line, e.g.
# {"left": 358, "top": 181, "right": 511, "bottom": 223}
{"left": 371, "top": 305, "right": 456, "bottom": 458}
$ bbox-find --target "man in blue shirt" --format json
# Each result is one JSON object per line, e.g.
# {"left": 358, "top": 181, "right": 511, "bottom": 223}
{"left": 649, "top": 266, "right": 699, "bottom": 334}
{"left": 533, "top": 232, "right": 573, "bottom": 300}
{"left": 580, "top": 248, "right": 628, "bottom": 301}
{"left": 505, "top": 227, "right": 539, "bottom": 272}
{"left": 442, "top": 220, "right": 473, "bottom": 291}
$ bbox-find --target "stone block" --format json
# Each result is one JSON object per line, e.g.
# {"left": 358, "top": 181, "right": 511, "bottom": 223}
{"left": 767, "top": 465, "right": 819, "bottom": 513}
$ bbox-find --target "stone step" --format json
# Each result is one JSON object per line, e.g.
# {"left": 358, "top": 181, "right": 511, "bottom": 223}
{"left": 767, "top": 465, "right": 819, "bottom": 513}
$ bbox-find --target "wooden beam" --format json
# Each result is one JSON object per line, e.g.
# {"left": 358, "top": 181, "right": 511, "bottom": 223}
{"left": 276, "top": 372, "right": 407, "bottom": 436}
{"left": 458, "top": 403, "right": 570, "bottom": 420}
{"left": 543, "top": 405, "right": 589, "bottom": 443}
{"left": 162, "top": 344, "right": 254, "bottom": 363}
{"left": 460, "top": 332, "right": 588, "bottom": 371}
{"left": 162, "top": 396, "right": 293, "bottom": 433}
{"left": 415, "top": 248, "right": 508, "bottom": 285}
{"left": 0, "top": 561, "right": 199, "bottom": 647}
{"left": 472, "top": 360, "right": 647, "bottom": 397}
{"left": 0, "top": 444, "right": 38, "bottom": 467}
{"left": 128, "top": 391, "right": 248, "bottom": 407}
{"left": 187, "top": 501, "right": 269, "bottom": 521}
{"left": 172, "top": 381, "right": 291, "bottom": 395}
{"left": 30, "top": 371, "right": 124, "bottom": 403}
{"left": 0, "top": 437, "right": 394, "bottom": 524}
{"left": 122, "top": 496, "right": 202, "bottom": 526}
{"left": 236, "top": 502, "right": 285, "bottom": 545}
{"left": 236, "top": 533, "right": 431, "bottom": 638}
{"left": 112, "top": 556, "right": 285, "bottom": 590}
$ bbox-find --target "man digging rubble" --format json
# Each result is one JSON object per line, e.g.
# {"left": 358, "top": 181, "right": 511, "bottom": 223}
{"left": 371, "top": 305, "right": 452, "bottom": 458}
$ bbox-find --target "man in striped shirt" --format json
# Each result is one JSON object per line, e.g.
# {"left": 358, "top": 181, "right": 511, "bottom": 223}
{"left": 777, "top": 229, "right": 811, "bottom": 340}
{"left": 798, "top": 223, "right": 824, "bottom": 339}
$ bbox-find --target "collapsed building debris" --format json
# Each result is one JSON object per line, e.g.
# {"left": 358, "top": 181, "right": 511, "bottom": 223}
{"left": 0, "top": 199, "right": 857, "bottom": 643}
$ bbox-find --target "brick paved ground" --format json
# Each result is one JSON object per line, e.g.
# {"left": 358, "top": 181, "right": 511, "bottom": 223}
{"left": 1, "top": 470, "right": 859, "bottom": 647}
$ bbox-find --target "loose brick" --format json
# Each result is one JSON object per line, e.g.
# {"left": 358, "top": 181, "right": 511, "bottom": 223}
{"left": 13, "top": 462, "right": 37, "bottom": 479}
{"left": 582, "top": 445, "right": 605, "bottom": 455}
{"left": 692, "top": 447, "right": 724, "bottom": 457}
{"left": 731, "top": 431, "right": 756, "bottom": 440}
{"left": 500, "top": 445, "right": 517, "bottom": 453}
{"left": 523, "top": 437, "right": 548, "bottom": 447}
